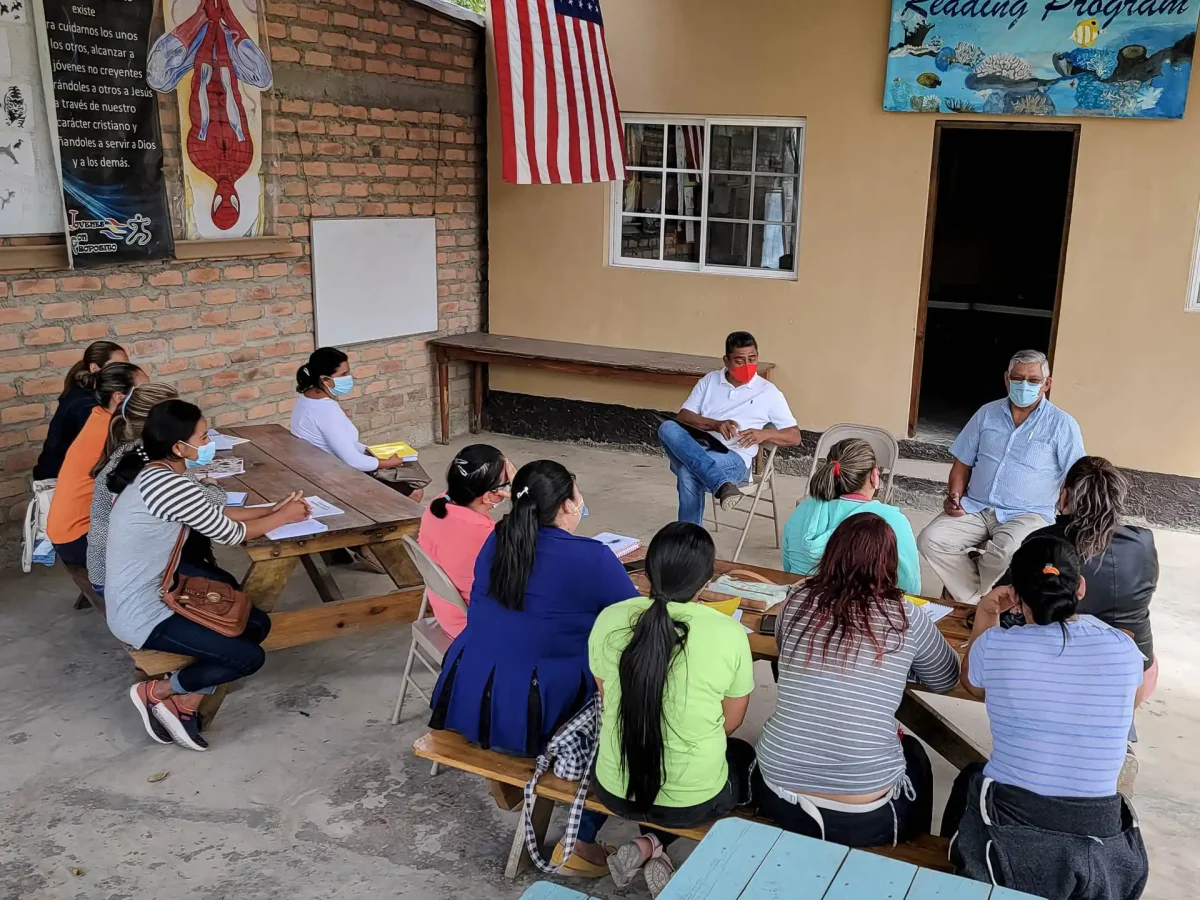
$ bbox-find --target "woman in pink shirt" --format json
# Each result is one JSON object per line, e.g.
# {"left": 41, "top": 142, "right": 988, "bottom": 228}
{"left": 418, "top": 445, "right": 515, "bottom": 638}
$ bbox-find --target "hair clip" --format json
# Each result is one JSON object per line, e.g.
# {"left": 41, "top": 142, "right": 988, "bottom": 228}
{"left": 516, "top": 486, "right": 530, "bottom": 499}
{"left": 1042, "top": 564, "right": 1060, "bottom": 576}
{"left": 136, "top": 446, "right": 149, "bottom": 461}
{"left": 832, "top": 460, "right": 841, "bottom": 477}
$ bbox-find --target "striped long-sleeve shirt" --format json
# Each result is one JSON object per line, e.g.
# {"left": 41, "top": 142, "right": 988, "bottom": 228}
{"left": 756, "top": 590, "right": 961, "bottom": 795}
{"left": 104, "top": 465, "right": 247, "bottom": 648}
{"left": 87, "top": 442, "right": 227, "bottom": 588}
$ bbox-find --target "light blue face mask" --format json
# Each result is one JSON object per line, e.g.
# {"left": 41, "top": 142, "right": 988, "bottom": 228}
{"left": 328, "top": 375, "right": 354, "bottom": 397}
{"left": 1008, "top": 379, "right": 1043, "bottom": 409}
{"left": 580, "top": 504, "right": 589, "bottom": 518}
{"left": 184, "top": 440, "right": 217, "bottom": 469}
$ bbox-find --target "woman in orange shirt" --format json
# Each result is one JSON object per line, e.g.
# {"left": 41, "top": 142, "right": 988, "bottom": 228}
{"left": 47, "top": 362, "right": 147, "bottom": 567}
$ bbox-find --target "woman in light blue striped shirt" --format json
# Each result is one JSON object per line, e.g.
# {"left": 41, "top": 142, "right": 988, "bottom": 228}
{"left": 944, "top": 534, "right": 1147, "bottom": 897}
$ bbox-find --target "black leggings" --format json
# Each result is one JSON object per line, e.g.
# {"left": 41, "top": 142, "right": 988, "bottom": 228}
{"left": 753, "top": 735, "right": 934, "bottom": 847}
{"left": 141, "top": 607, "right": 272, "bottom": 694}
{"left": 592, "top": 736, "right": 756, "bottom": 846}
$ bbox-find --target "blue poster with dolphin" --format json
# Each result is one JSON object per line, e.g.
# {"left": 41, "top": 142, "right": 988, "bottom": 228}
{"left": 884, "top": 1, "right": 1198, "bottom": 117}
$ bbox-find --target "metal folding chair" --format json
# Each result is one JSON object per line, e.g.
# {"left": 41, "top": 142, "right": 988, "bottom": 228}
{"left": 803, "top": 423, "right": 900, "bottom": 505}
{"left": 708, "top": 445, "right": 781, "bottom": 562}
{"left": 391, "top": 535, "right": 467, "bottom": 740}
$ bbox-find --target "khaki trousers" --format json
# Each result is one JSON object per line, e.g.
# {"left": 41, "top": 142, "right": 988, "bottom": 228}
{"left": 916, "top": 509, "right": 1049, "bottom": 605}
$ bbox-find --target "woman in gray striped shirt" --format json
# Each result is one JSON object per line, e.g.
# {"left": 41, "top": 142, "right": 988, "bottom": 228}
{"left": 754, "top": 513, "right": 961, "bottom": 847}
{"left": 105, "top": 400, "right": 310, "bottom": 752}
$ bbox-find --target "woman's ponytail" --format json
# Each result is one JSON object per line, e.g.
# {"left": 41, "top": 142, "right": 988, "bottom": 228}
{"left": 106, "top": 399, "right": 203, "bottom": 496}
{"left": 62, "top": 340, "right": 125, "bottom": 398}
{"left": 432, "top": 444, "right": 507, "bottom": 519}
{"left": 809, "top": 438, "right": 877, "bottom": 502}
{"left": 1010, "top": 534, "right": 1083, "bottom": 649}
{"left": 616, "top": 522, "right": 714, "bottom": 811}
{"left": 296, "top": 347, "right": 348, "bottom": 393}
{"left": 489, "top": 460, "right": 575, "bottom": 609}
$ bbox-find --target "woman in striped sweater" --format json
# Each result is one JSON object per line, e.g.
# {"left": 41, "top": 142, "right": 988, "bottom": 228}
{"left": 105, "top": 400, "right": 310, "bottom": 752}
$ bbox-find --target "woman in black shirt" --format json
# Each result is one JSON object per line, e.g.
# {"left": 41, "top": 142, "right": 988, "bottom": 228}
{"left": 34, "top": 340, "right": 128, "bottom": 480}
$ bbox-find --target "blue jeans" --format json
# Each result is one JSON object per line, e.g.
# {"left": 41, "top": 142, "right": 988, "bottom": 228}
{"left": 141, "top": 607, "right": 272, "bottom": 695}
{"left": 658, "top": 420, "right": 749, "bottom": 525}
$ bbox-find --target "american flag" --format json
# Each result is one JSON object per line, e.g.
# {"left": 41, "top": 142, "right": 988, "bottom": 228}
{"left": 492, "top": 0, "right": 625, "bottom": 184}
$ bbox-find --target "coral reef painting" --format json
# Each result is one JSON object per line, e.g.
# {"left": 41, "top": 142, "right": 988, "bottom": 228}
{"left": 884, "top": 1, "right": 1197, "bottom": 118}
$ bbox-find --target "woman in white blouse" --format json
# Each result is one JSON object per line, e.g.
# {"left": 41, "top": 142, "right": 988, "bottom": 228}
{"left": 290, "top": 347, "right": 428, "bottom": 500}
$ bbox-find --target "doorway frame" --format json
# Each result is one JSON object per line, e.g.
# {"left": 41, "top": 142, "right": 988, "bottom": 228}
{"left": 906, "top": 120, "right": 1081, "bottom": 438}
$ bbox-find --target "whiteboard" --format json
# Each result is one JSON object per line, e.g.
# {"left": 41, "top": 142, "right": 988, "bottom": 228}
{"left": 312, "top": 217, "right": 438, "bottom": 347}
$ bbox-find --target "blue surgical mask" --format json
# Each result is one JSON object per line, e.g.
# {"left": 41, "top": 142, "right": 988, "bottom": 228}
{"left": 184, "top": 440, "right": 217, "bottom": 469}
{"left": 1008, "top": 379, "right": 1043, "bottom": 409}
{"left": 329, "top": 375, "right": 354, "bottom": 397}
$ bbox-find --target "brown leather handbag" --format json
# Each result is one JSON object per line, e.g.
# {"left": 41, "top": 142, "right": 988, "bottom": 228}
{"left": 159, "top": 526, "right": 250, "bottom": 638}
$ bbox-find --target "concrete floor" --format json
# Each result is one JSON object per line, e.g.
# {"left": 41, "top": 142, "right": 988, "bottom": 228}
{"left": 1, "top": 433, "right": 1195, "bottom": 899}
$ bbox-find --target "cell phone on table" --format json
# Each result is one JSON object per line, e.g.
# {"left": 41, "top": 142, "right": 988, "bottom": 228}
{"left": 759, "top": 614, "right": 777, "bottom": 637}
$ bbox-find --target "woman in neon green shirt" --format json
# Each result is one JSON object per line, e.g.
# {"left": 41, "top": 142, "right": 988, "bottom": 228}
{"left": 587, "top": 522, "right": 756, "bottom": 894}
{"left": 782, "top": 438, "right": 922, "bottom": 595}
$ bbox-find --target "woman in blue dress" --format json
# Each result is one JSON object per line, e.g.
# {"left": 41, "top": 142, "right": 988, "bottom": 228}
{"left": 430, "top": 459, "right": 636, "bottom": 757}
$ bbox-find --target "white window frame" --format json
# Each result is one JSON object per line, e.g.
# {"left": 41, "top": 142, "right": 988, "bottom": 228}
{"left": 1187, "top": 198, "right": 1200, "bottom": 311}
{"left": 609, "top": 114, "right": 806, "bottom": 280}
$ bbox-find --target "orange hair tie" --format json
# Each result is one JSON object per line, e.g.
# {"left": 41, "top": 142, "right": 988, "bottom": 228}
{"left": 1042, "top": 565, "right": 1060, "bottom": 576}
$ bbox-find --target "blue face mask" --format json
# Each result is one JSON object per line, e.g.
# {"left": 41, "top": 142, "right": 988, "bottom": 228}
{"left": 328, "top": 375, "right": 354, "bottom": 397}
{"left": 580, "top": 504, "right": 589, "bottom": 518}
{"left": 184, "top": 440, "right": 217, "bottom": 469}
{"left": 1008, "top": 379, "right": 1043, "bottom": 409}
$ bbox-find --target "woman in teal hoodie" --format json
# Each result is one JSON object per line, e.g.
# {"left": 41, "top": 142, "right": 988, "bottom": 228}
{"left": 782, "top": 438, "right": 922, "bottom": 595}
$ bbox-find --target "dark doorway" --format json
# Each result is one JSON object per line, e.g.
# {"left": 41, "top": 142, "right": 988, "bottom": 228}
{"left": 908, "top": 123, "right": 1079, "bottom": 442}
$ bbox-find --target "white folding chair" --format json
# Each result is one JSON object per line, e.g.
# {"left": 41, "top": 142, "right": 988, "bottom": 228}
{"left": 391, "top": 536, "right": 467, "bottom": 742}
{"left": 803, "top": 424, "right": 900, "bottom": 505}
{"left": 708, "top": 445, "right": 781, "bottom": 563}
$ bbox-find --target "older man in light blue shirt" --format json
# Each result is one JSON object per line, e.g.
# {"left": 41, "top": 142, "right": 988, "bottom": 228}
{"left": 917, "top": 350, "right": 1085, "bottom": 604}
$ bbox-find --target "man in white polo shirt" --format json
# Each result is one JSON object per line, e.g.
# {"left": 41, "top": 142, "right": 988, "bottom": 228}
{"left": 659, "top": 332, "right": 801, "bottom": 525}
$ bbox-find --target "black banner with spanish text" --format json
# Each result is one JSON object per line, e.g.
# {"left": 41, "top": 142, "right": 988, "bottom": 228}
{"left": 35, "top": 0, "right": 173, "bottom": 266}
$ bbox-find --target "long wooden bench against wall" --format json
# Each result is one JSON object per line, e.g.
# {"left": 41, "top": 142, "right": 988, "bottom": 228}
{"left": 413, "top": 731, "right": 952, "bottom": 879}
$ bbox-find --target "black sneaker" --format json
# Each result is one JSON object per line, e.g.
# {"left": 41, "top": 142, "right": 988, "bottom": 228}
{"left": 715, "top": 482, "right": 744, "bottom": 511}
{"left": 153, "top": 696, "right": 209, "bottom": 751}
{"left": 129, "top": 682, "right": 173, "bottom": 745}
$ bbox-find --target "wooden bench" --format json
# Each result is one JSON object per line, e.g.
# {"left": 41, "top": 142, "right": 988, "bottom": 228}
{"left": 428, "top": 333, "right": 776, "bottom": 444}
{"left": 61, "top": 560, "right": 105, "bottom": 614}
{"left": 413, "top": 730, "right": 952, "bottom": 879}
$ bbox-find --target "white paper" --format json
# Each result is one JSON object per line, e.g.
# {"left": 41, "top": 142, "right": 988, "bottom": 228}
{"left": 305, "top": 496, "right": 345, "bottom": 519}
{"left": 0, "top": 2, "right": 24, "bottom": 25}
{"left": 208, "top": 428, "right": 249, "bottom": 451}
{"left": 266, "top": 518, "right": 329, "bottom": 542}
{"left": 731, "top": 609, "right": 756, "bottom": 634}
{"left": 225, "top": 492, "right": 248, "bottom": 507}
{"left": 592, "top": 532, "right": 640, "bottom": 558}
{"left": 921, "top": 602, "right": 954, "bottom": 624}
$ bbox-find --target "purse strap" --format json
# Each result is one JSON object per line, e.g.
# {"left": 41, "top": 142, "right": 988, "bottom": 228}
{"left": 146, "top": 462, "right": 191, "bottom": 596}
{"left": 723, "top": 568, "right": 774, "bottom": 585}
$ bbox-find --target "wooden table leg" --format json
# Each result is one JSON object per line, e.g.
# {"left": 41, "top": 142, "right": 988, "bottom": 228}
{"left": 470, "top": 362, "right": 483, "bottom": 434}
{"left": 505, "top": 794, "right": 553, "bottom": 879}
{"left": 300, "top": 553, "right": 345, "bottom": 604}
{"left": 197, "top": 556, "right": 299, "bottom": 726}
{"left": 242, "top": 557, "right": 299, "bottom": 613}
{"left": 437, "top": 351, "right": 451, "bottom": 445}
{"left": 367, "top": 539, "right": 423, "bottom": 591}
{"left": 897, "top": 691, "right": 987, "bottom": 771}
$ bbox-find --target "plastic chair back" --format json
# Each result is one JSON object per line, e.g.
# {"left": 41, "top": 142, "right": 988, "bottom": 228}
{"left": 401, "top": 534, "right": 468, "bottom": 612}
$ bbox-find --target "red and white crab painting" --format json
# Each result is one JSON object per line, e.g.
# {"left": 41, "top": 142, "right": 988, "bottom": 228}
{"left": 148, "top": 0, "right": 271, "bottom": 238}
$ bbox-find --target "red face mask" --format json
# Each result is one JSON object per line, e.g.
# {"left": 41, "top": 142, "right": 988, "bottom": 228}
{"left": 729, "top": 363, "right": 757, "bottom": 384}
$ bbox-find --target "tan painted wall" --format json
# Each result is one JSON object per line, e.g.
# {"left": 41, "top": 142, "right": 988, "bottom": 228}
{"left": 486, "top": 0, "right": 1200, "bottom": 477}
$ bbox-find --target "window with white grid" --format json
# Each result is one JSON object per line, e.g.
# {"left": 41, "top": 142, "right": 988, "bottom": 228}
{"left": 612, "top": 116, "right": 805, "bottom": 279}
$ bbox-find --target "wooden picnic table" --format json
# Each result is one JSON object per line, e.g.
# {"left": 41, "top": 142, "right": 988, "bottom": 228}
{"left": 129, "top": 424, "right": 426, "bottom": 722}
{"left": 516, "top": 818, "right": 1036, "bottom": 900}
{"left": 628, "top": 558, "right": 988, "bottom": 770}
{"left": 428, "top": 332, "right": 777, "bottom": 443}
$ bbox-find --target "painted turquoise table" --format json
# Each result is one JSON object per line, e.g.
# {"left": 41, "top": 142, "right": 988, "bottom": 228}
{"left": 517, "top": 819, "right": 1040, "bottom": 900}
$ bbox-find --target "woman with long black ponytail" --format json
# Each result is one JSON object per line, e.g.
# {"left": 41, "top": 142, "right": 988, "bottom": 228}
{"left": 429, "top": 460, "right": 636, "bottom": 872}
{"left": 589, "top": 522, "right": 756, "bottom": 894}
{"left": 34, "top": 340, "right": 128, "bottom": 481}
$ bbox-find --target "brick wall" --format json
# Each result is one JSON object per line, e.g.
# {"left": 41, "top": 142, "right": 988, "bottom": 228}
{"left": 0, "top": 0, "right": 486, "bottom": 567}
